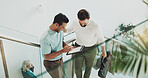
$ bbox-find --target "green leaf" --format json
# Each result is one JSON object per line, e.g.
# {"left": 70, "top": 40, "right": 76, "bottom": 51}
{"left": 137, "top": 34, "right": 148, "bottom": 51}
{"left": 128, "top": 36, "right": 146, "bottom": 51}
{"left": 145, "top": 56, "right": 147, "bottom": 73}
{"left": 136, "top": 55, "right": 143, "bottom": 78}
{"left": 124, "top": 57, "right": 134, "bottom": 74}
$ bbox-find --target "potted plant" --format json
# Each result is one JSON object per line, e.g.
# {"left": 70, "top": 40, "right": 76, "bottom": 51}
{"left": 110, "top": 21, "right": 148, "bottom": 78}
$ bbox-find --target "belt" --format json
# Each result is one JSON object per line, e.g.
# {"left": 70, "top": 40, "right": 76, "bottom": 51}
{"left": 75, "top": 42, "right": 97, "bottom": 48}
{"left": 44, "top": 58, "right": 62, "bottom": 62}
{"left": 84, "top": 45, "right": 97, "bottom": 48}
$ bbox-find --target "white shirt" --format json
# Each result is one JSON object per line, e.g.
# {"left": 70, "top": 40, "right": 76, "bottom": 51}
{"left": 66, "top": 19, "right": 105, "bottom": 47}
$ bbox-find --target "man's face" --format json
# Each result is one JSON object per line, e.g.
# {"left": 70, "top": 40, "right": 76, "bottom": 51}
{"left": 79, "top": 19, "right": 89, "bottom": 27}
{"left": 56, "top": 22, "right": 67, "bottom": 33}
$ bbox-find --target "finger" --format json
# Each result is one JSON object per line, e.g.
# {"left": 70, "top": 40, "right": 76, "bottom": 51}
{"left": 104, "top": 54, "right": 107, "bottom": 58}
{"left": 101, "top": 55, "right": 105, "bottom": 59}
{"left": 68, "top": 46, "right": 72, "bottom": 51}
{"left": 68, "top": 46, "right": 72, "bottom": 49}
{"left": 70, "top": 46, "right": 73, "bottom": 49}
{"left": 72, "top": 46, "right": 76, "bottom": 48}
{"left": 101, "top": 55, "right": 103, "bottom": 58}
{"left": 70, "top": 47, "right": 73, "bottom": 51}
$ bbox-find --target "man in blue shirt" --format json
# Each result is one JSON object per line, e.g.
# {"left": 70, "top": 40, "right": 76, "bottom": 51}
{"left": 40, "top": 13, "right": 73, "bottom": 78}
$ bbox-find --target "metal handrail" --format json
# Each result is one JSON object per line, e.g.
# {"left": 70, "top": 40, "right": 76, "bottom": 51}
{"left": 64, "top": 31, "right": 75, "bottom": 37}
{"left": 0, "top": 36, "right": 40, "bottom": 47}
{"left": 0, "top": 35, "right": 76, "bottom": 48}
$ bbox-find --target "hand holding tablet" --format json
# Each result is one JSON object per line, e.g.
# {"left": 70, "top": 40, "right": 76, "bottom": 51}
{"left": 66, "top": 46, "right": 85, "bottom": 55}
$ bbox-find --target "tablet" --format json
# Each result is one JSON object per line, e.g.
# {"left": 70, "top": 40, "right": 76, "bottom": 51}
{"left": 66, "top": 46, "right": 85, "bottom": 55}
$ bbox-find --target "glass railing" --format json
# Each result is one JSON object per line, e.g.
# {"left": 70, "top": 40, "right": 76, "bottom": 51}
{"left": 0, "top": 26, "right": 38, "bottom": 43}
{"left": 0, "top": 25, "right": 76, "bottom": 78}
{"left": 107, "top": 19, "right": 148, "bottom": 78}
{"left": 38, "top": 19, "right": 148, "bottom": 78}
{"left": 0, "top": 26, "right": 41, "bottom": 78}
{"left": 0, "top": 18, "right": 148, "bottom": 78}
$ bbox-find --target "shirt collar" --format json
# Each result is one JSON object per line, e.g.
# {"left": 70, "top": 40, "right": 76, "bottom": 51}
{"left": 78, "top": 19, "right": 91, "bottom": 28}
{"left": 48, "top": 28, "right": 57, "bottom": 34}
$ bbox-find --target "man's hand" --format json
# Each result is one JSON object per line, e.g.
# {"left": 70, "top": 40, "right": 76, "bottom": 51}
{"left": 63, "top": 28, "right": 67, "bottom": 32}
{"left": 101, "top": 46, "right": 107, "bottom": 59}
{"left": 62, "top": 45, "right": 73, "bottom": 53}
{"left": 101, "top": 52, "right": 107, "bottom": 59}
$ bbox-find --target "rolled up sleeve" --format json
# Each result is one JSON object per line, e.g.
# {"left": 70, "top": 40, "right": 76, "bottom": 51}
{"left": 96, "top": 25, "right": 105, "bottom": 46}
{"left": 40, "top": 39, "right": 52, "bottom": 54}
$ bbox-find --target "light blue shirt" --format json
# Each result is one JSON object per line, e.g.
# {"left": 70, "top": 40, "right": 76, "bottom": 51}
{"left": 40, "top": 28, "right": 64, "bottom": 61}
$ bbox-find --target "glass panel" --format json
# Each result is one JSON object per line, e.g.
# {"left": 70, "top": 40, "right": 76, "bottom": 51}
{"left": 0, "top": 19, "right": 147, "bottom": 78}
{"left": 0, "top": 26, "right": 38, "bottom": 43}
{"left": 0, "top": 26, "right": 42, "bottom": 78}
{"left": 104, "top": 19, "right": 148, "bottom": 78}
{"left": 40, "top": 19, "right": 148, "bottom": 78}
{"left": 2, "top": 40, "right": 42, "bottom": 78}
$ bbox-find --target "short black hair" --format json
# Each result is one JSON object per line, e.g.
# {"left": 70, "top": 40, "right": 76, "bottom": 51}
{"left": 77, "top": 9, "right": 90, "bottom": 21}
{"left": 53, "top": 13, "right": 69, "bottom": 26}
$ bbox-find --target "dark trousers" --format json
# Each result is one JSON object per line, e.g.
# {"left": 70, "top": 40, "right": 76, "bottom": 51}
{"left": 74, "top": 45, "right": 97, "bottom": 78}
{"left": 44, "top": 58, "right": 63, "bottom": 78}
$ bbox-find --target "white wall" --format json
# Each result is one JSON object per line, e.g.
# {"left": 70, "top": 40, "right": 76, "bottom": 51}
{"left": 2, "top": 39, "right": 42, "bottom": 78}
{"left": 0, "top": 0, "right": 148, "bottom": 78}
{"left": 0, "top": 0, "right": 147, "bottom": 38}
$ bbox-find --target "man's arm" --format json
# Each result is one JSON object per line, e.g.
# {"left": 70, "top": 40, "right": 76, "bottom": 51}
{"left": 44, "top": 49, "right": 64, "bottom": 60}
{"left": 96, "top": 24, "right": 107, "bottom": 58}
{"left": 63, "top": 41, "right": 68, "bottom": 47}
{"left": 44, "top": 45, "right": 72, "bottom": 60}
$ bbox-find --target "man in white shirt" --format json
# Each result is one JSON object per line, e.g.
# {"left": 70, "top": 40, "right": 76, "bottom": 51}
{"left": 66, "top": 9, "right": 107, "bottom": 78}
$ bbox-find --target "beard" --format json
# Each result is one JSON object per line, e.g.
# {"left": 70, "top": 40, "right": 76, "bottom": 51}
{"left": 55, "top": 29, "right": 60, "bottom": 33}
{"left": 80, "top": 23, "right": 87, "bottom": 27}
{"left": 80, "top": 24, "right": 87, "bottom": 27}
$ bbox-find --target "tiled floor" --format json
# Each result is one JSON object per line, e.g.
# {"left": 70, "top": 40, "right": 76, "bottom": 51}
{"left": 73, "top": 68, "right": 133, "bottom": 78}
